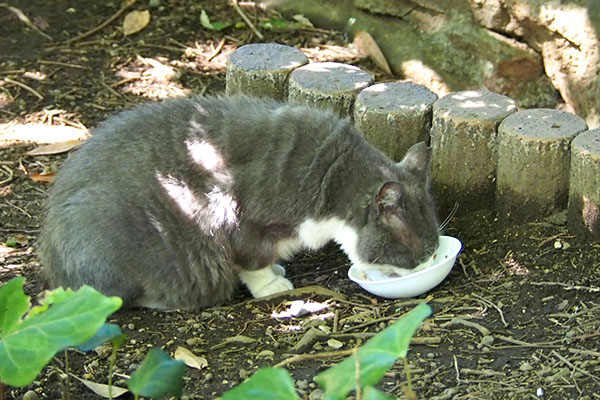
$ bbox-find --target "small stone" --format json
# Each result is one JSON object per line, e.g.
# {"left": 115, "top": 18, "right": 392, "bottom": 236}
{"left": 309, "top": 388, "right": 325, "bottom": 400}
{"left": 537, "top": 365, "right": 553, "bottom": 377}
{"left": 327, "top": 339, "right": 344, "bottom": 349}
{"left": 23, "top": 390, "right": 40, "bottom": 400}
{"left": 256, "top": 350, "right": 275, "bottom": 359}
{"left": 519, "top": 361, "right": 534, "bottom": 371}
{"left": 557, "top": 299, "right": 569, "bottom": 311}
{"left": 239, "top": 369, "right": 250, "bottom": 380}
{"left": 477, "top": 335, "right": 494, "bottom": 348}
{"left": 296, "top": 379, "right": 309, "bottom": 390}
{"left": 127, "top": 323, "right": 136, "bottom": 330}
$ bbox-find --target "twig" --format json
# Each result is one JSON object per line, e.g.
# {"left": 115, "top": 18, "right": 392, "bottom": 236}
{"left": 495, "top": 334, "right": 559, "bottom": 348}
{"left": 274, "top": 348, "right": 354, "bottom": 368}
{"left": 4, "top": 200, "right": 32, "bottom": 219}
{"left": 529, "top": 281, "right": 600, "bottom": 293}
{"left": 551, "top": 349, "right": 600, "bottom": 383}
{"left": 0, "top": 228, "right": 40, "bottom": 234}
{"left": 442, "top": 317, "right": 490, "bottom": 336}
{"left": 65, "top": 0, "right": 136, "bottom": 45}
{"left": 232, "top": 0, "right": 263, "bottom": 39}
{"left": 207, "top": 38, "right": 226, "bottom": 61}
{"left": 569, "top": 348, "right": 600, "bottom": 358}
{"left": 332, "top": 310, "right": 339, "bottom": 333}
{"left": 472, "top": 293, "right": 508, "bottom": 327}
{"left": 38, "top": 60, "right": 87, "bottom": 69}
{"left": 3, "top": 78, "right": 44, "bottom": 100}
{"left": 453, "top": 354, "right": 461, "bottom": 384}
{"left": 0, "top": 3, "right": 53, "bottom": 41}
{"left": 0, "top": 165, "right": 14, "bottom": 185}
{"left": 110, "top": 76, "right": 141, "bottom": 88}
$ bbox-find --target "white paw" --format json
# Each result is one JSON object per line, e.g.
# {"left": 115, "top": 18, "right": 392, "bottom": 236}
{"left": 253, "top": 275, "right": 294, "bottom": 298}
{"left": 238, "top": 266, "right": 294, "bottom": 298}
{"left": 271, "top": 263, "right": 286, "bottom": 277}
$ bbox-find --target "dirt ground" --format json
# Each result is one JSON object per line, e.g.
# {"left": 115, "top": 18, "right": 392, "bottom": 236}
{"left": 1, "top": 1, "right": 599, "bottom": 399}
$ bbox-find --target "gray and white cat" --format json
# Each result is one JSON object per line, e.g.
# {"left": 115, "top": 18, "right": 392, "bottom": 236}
{"left": 38, "top": 95, "right": 439, "bottom": 310}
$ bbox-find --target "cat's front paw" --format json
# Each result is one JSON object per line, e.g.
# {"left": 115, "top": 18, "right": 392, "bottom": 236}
{"left": 239, "top": 266, "right": 294, "bottom": 299}
{"left": 252, "top": 275, "right": 294, "bottom": 298}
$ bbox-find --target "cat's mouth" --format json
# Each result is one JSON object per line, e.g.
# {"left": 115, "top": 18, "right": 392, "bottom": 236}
{"left": 417, "top": 237, "right": 440, "bottom": 265}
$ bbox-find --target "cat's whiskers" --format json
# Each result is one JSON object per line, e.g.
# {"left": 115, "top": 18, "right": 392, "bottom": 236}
{"left": 438, "top": 202, "right": 459, "bottom": 233}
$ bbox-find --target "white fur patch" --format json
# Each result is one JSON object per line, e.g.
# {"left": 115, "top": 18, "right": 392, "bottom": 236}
{"left": 239, "top": 265, "right": 293, "bottom": 298}
{"left": 294, "top": 217, "right": 361, "bottom": 264}
{"left": 276, "top": 237, "right": 303, "bottom": 260}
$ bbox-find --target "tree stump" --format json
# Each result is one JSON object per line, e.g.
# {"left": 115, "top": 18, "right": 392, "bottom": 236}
{"left": 353, "top": 82, "right": 438, "bottom": 161}
{"left": 288, "top": 62, "right": 373, "bottom": 118}
{"left": 430, "top": 90, "right": 516, "bottom": 215}
{"left": 568, "top": 129, "right": 600, "bottom": 241}
{"left": 226, "top": 43, "right": 308, "bottom": 100}
{"left": 496, "top": 109, "right": 587, "bottom": 221}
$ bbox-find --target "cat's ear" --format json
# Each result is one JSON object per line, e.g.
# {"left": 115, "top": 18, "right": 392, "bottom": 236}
{"left": 398, "top": 142, "right": 431, "bottom": 178}
{"left": 375, "top": 181, "right": 405, "bottom": 215}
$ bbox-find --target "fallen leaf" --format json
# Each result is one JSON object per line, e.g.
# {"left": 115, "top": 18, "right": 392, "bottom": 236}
{"left": 353, "top": 31, "right": 392, "bottom": 76}
{"left": 292, "top": 14, "right": 313, "bottom": 27}
{"left": 123, "top": 10, "right": 150, "bottom": 36}
{"left": 29, "top": 173, "right": 55, "bottom": 183}
{"left": 26, "top": 140, "right": 82, "bottom": 156}
{"left": 224, "top": 335, "right": 256, "bottom": 344}
{"left": 72, "top": 375, "right": 129, "bottom": 398}
{"left": 174, "top": 346, "right": 208, "bottom": 370}
{"left": 200, "top": 9, "right": 230, "bottom": 31}
{"left": 200, "top": 9, "right": 213, "bottom": 30}
{"left": 0, "top": 244, "right": 18, "bottom": 254}
{"left": 5, "top": 234, "right": 28, "bottom": 247}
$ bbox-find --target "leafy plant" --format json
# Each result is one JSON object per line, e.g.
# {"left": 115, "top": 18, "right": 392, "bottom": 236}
{"left": 200, "top": 9, "right": 231, "bottom": 31}
{"left": 0, "top": 277, "right": 122, "bottom": 387}
{"left": 128, "top": 348, "right": 186, "bottom": 399}
{"left": 0, "top": 277, "right": 186, "bottom": 399}
{"left": 221, "top": 302, "right": 432, "bottom": 400}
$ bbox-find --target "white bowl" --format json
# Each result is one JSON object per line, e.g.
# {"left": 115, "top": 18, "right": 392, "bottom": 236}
{"left": 348, "top": 236, "right": 462, "bottom": 298}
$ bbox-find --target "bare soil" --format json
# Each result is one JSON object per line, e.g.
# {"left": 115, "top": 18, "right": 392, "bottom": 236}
{"left": 1, "top": 1, "right": 599, "bottom": 399}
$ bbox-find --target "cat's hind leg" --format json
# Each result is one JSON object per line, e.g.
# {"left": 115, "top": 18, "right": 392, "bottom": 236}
{"left": 238, "top": 264, "right": 294, "bottom": 298}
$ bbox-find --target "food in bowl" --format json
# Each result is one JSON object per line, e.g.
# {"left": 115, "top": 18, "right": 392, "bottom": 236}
{"left": 348, "top": 235, "right": 462, "bottom": 298}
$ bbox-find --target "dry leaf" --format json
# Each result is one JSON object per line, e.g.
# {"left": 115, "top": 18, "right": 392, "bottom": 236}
{"left": 353, "top": 31, "right": 392, "bottom": 76}
{"left": 123, "top": 10, "right": 150, "bottom": 36}
{"left": 72, "top": 375, "right": 129, "bottom": 398}
{"left": 26, "top": 140, "right": 83, "bottom": 156}
{"left": 0, "top": 244, "right": 18, "bottom": 254}
{"left": 6, "top": 234, "right": 28, "bottom": 247}
{"left": 174, "top": 346, "right": 208, "bottom": 370}
{"left": 29, "top": 172, "right": 55, "bottom": 183}
{"left": 224, "top": 335, "right": 256, "bottom": 344}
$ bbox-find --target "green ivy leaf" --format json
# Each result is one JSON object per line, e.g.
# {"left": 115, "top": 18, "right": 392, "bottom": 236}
{"left": 200, "top": 9, "right": 231, "bottom": 31}
{"left": 222, "top": 367, "right": 299, "bottom": 400}
{"left": 77, "top": 323, "right": 125, "bottom": 352}
{"left": 0, "top": 277, "right": 30, "bottom": 335}
{"left": 314, "top": 303, "right": 432, "bottom": 400}
{"left": 362, "top": 386, "right": 397, "bottom": 400}
{"left": 128, "top": 348, "right": 186, "bottom": 399}
{"left": 0, "top": 284, "right": 122, "bottom": 387}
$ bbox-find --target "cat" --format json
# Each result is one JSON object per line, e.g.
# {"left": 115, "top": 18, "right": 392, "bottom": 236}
{"left": 38, "top": 95, "right": 439, "bottom": 310}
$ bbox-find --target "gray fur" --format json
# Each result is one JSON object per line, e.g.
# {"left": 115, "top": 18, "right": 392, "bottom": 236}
{"left": 38, "top": 95, "right": 439, "bottom": 310}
